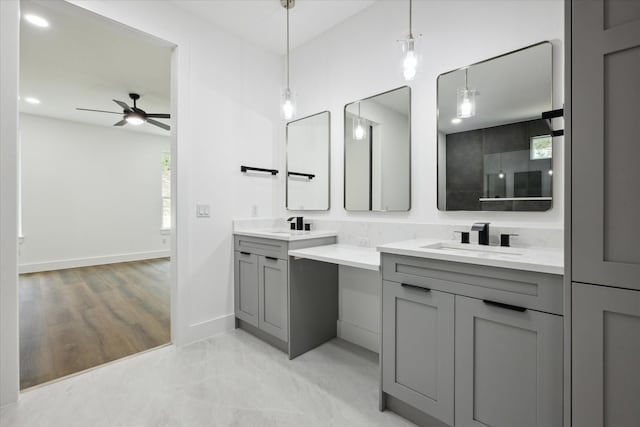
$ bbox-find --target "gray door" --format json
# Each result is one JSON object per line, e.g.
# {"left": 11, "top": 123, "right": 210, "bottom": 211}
{"left": 455, "top": 295, "right": 563, "bottom": 427}
{"left": 234, "top": 252, "right": 259, "bottom": 327}
{"left": 382, "top": 281, "right": 454, "bottom": 426}
{"left": 258, "top": 256, "right": 288, "bottom": 342}
{"left": 572, "top": 283, "right": 640, "bottom": 427}
{"left": 572, "top": 0, "right": 640, "bottom": 291}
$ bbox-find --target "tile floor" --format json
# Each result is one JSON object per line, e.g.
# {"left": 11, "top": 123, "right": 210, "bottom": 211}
{"left": 0, "top": 329, "right": 414, "bottom": 427}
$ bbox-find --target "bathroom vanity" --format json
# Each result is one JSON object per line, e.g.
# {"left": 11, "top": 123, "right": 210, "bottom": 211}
{"left": 377, "top": 240, "right": 564, "bottom": 427}
{"left": 233, "top": 229, "right": 338, "bottom": 357}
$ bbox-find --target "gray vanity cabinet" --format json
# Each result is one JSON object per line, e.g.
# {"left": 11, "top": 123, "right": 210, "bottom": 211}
{"left": 572, "top": 283, "right": 640, "bottom": 427}
{"left": 455, "top": 295, "right": 563, "bottom": 427}
{"left": 234, "top": 252, "right": 260, "bottom": 327}
{"left": 380, "top": 253, "right": 563, "bottom": 427}
{"left": 233, "top": 233, "right": 337, "bottom": 356}
{"left": 257, "top": 256, "right": 288, "bottom": 342}
{"left": 382, "top": 281, "right": 455, "bottom": 426}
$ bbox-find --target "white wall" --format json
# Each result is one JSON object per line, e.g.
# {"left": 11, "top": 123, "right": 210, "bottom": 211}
{"left": 19, "top": 114, "right": 170, "bottom": 272}
{"left": 278, "top": 0, "right": 564, "bottom": 228}
{"left": 0, "top": 0, "right": 20, "bottom": 407}
{"left": 1, "top": 0, "right": 282, "bottom": 405}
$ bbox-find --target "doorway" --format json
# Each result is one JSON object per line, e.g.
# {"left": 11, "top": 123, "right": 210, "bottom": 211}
{"left": 18, "top": 0, "right": 175, "bottom": 389}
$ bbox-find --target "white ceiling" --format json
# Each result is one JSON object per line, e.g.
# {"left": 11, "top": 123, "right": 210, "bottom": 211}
{"left": 19, "top": 0, "right": 173, "bottom": 136}
{"left": 171, "top": 0, "right": 377, "bottom": 55}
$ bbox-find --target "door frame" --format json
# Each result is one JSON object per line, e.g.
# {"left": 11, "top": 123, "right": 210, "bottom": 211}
{"left": 0, "top": 0, "right": 185, "bottom": 405}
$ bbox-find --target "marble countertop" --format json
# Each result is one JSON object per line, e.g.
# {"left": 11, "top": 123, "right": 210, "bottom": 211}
{"left": 377, "top": 238, "right": 563, "bottom": 275}
{"left": 234, "top": 228, "right": 338, "bottom": 242}
{"left": 288, "top": 244, "right": 380, "bottom": 271}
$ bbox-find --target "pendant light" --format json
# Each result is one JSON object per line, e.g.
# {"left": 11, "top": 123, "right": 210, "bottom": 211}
{"left": 353, "top": 102, "right": 367, "bottom": 141}
{"left": 400, "top": 0, "right": 420, "bottom": 81}
{"left": 498, "top": 153, "right": 505, "bottom": 179}
{"left": 457, "top": 68, "right": 477, "bottom": 118}
{"left": 281, "top": 0, "right": 296, "bottom": 120}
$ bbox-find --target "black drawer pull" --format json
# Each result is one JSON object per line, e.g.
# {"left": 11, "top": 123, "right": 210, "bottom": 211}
{"left": 265, "top": 256, "right": 278, "bottom": 261}
{"left": 401, "top": 283, "right": 431, "bottom": 292}
{"left": 483, "top": 300, "right": 527, "bottom": 312}
{"left": 240, "top": 251, "right": 251, "bottom": 256}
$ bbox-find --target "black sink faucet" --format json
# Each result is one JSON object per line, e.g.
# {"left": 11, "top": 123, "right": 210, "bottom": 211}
{"left": 471, "top": 222, "right": 490, "bottom": 245}
{"left": 287, "top": 216, "right": 304, "bottom": 231}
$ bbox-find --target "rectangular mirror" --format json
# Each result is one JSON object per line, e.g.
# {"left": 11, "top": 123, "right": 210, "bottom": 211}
{"left": 344, "top": 86, "right": 411, "bottom": 211}
{"left": 437, "top": 42, "right": 554, "bottom": 211}
{"left": 286, "top": 111, "right": 330, "bottom": 211}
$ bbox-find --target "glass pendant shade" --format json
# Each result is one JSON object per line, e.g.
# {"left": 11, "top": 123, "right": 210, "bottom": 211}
{"left": 353, "top": 117, "right": 367, "bottom": 141}
{"left": 457, "top": 88, "right": 476, "bottom": 118}
{"left": 281, "top": 89, "right": 296, "bottom": 120}
{"left": 401, "top": 38, "right": 418, "bottom": 81}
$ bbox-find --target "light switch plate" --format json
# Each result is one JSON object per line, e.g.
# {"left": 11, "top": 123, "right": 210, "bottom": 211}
{"left": 196, "top": 204, "right": 210, "bottom": 218}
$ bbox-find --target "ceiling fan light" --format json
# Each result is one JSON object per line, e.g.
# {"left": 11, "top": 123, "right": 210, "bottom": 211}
{"left": 126, "top": 114, "right": 144, "bottom": 126}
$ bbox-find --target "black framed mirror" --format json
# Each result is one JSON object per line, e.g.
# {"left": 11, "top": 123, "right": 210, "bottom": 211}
{"left": 286, "top": 111, "right": 331, "bottom": 211}
{"left": 437, "top": 42, "right": 554, "bottom": 212}
{"left": 344, "top": 86, "right": 411, "bottom": 212}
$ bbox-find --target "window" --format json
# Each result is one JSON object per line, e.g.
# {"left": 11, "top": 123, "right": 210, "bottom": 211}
{"left": 161, "top": 152, "right": 171, "bottom": 230}
{"left": 530, "top": 135, "right": 552, "bottom": 160}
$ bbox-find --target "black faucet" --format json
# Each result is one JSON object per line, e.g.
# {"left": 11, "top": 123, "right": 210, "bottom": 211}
{"left": 471, "top": 222, "right": 490, "bottom": 245}
{"left": 287, "top": 216, "right": 304, "bottom": 231}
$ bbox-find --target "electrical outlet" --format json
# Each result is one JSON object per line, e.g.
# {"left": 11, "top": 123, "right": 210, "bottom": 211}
{"left": 358, "top": 238, "right": 370, "bottom": 247}
{"left": 196, "top": 204, "right": 210, "bottom": 218}
{"left": 251, "top": 204, "right": 258, "bottom": 217}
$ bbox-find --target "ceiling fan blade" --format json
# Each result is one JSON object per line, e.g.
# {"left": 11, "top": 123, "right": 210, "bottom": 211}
{"left": 113, "top": 99, "right": 132, "bottom": 112}
{"left": 146, "top": 118, "right": 170, "bottom": 131}
{"left": 76, "top": 108, "right": 123, "bottom": 115}
{"left": 145, "top": 113, "right": 170, "bottom": 119}
{"left": 113, "top": 119, "right": 127, "bottom": 127}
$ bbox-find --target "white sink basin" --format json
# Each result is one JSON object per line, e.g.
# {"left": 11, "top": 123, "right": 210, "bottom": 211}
{"left": 421, "top": 242, "right": 523, "bottom": 257}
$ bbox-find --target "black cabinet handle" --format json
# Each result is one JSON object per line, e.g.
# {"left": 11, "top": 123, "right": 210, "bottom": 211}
{"left": 240, "top": 251, "right": 251, "bottom": 256}
{"left": 483, "top": 299, "right": 527, "bottom": 312}
{"left": 265, "top": 256, "right": 278, "bottom": 261}
{"left": 401, "top": 283, "right": 431, "bottom": 292}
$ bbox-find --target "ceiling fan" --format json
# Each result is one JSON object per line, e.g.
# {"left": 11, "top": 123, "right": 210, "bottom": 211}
{"left": 76, "top": 93, "right": 170, "bottom": 131}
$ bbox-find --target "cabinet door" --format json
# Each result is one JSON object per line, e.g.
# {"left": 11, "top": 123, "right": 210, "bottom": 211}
{"left": 234, "top": 252, "right": 259, "bottom": 327}
{"left": 572, "top": 283, "right": 640, "bottom": 427}
{"left": 455, "top": 295, "right": 562, "bottom": 427}
{"left": 258, "top": 256, "right": 288, "bottom": 342}
{"left": 572, "top": 0, "right": 640, "bottom": 290}
{"left": 382, "top": 281, "right": 454, "bottom": 426}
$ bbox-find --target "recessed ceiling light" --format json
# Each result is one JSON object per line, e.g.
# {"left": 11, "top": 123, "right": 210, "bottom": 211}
{"left": 451, "top": 118, "right": 462, "bottom": 124}
{"left": 24, "top": 14, "right": 49, "bottom": 28}
{"left": 24, "top": 97, "right": 41, "bottom": 105}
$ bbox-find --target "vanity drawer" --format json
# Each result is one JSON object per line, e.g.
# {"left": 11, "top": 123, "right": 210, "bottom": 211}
{"left": 234, "top": 235, "right": 288, "bottom": 260}
{"left": 382, "top": 254, "right": 563, "bottom": 315}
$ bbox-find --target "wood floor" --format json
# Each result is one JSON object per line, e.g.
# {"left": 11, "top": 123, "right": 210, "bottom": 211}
{"left": 19, "top": 258, "right": 170, "bottom": 390}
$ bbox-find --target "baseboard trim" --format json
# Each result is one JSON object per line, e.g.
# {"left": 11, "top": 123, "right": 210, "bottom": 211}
{"left": 337, "top": 320, "right": 380, "bottom": 353}
{"left": 180, "top": 313, "right": 236, "bottom": 346}
{"left": 18, "top": 250, "right": 171, "bottom": 274}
